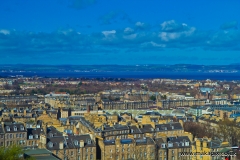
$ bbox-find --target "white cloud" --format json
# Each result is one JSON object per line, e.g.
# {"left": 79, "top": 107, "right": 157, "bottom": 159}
{"left": 141, "top": 41, "right": 166, "bottom": 48}
{"left": 102, "top": 30, "right": 116, "bottom": 37}
{"left": 159, "top": 27, "right": 196, "bottom": 41}
{"left": 0, "top": 29, "right": 10, "bottom": 35}
{"left": 123, "top": 34, "right": 137, "bottom": 40}
{"left": 161, "top": 20, "right": 189, "bottom": 32}
{"left": 124, "top": 27, "right": 134, "bottom": 34}
{"left": 135, "top": 21, "right": 145, "bottom": 27}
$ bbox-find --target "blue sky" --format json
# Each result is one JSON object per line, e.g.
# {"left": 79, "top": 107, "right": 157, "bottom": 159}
{"left": 0, "top": 0, "right": 240, "bottom": 65}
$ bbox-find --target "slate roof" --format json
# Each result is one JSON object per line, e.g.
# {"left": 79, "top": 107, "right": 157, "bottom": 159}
{"left": 27, "top": 128, "right": 44, "bottom": 140}
{"left": 46, "top": 135, "right": 95, "bottom": 150}
{"left": 3, "top": 122, "right": 27, "bottom": 133}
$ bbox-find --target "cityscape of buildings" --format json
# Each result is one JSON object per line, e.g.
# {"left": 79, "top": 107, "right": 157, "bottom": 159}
{"left": 0, "top": 77, "right": 239, "bottom": 159}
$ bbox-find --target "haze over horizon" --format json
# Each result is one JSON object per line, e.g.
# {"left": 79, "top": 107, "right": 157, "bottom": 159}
{"left": 1, "top": 0, "right": 240, "bottom": 65}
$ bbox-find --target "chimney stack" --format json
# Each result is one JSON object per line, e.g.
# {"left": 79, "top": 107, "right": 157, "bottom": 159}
{"left": 87, "top": 105, "right": 90, "bottom": 113}
{"left": 80, "top": 140, "right": 84, "bottom": 147}
{"left": 59, "top": 141, "right": 64, "bottom": 149}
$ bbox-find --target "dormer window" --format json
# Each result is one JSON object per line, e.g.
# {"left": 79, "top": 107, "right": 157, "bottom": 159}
{"left": 6, "top": 126, "right": 10, "bottom": 131}
{"left": 36, "top": 125, "right": 40, "bottom": 128}
{"left": 20, "top": 125, "right": 24, "bottom": 131}
{"left": 161, "top": 144, "right": 165, "bottom": 148}
{"left": 14, "top": 126, "right": 17, "bottom": 131}
{"left": 185, "top": 141, "right": 189, "bottom": 146}
{"left": 168, "top": 142, "right": 173, "bottom": 147}
{"left": 48, "top": 142, "right": 53, "bottom": 148}
{"left": 156, "top": 128, "right": 159, "bottom": 131}
{"left": 74, "top": 140, "right": 78, "bottom": 146}
{"left": 165, "top": 127, "right": 167, "bottom": 130}
{"left": 181, "top": 142, "right": 185, "bottom": 146}
{"left": 29, "top": 135, "right": 33, "bottom": 139}
{"left": 87, "top": 139, "right": 91, "bottom": 144}
{"left": 35, "top": 134, "right": 38, "bottom": 139}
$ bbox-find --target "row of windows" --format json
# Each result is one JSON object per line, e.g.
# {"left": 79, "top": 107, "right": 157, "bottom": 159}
{"left": 6, "top": 140, "right": 26, "bottom": 146}
{"left": 29, "top": 134, "right": 38, "bottom": 139}
{"left": 56, "top": 151, "right": 94, "bottom": 160}
{"left": 6, "top": 133, "right": 26, "bottom": 139}
{"left": 113, "top": 153, "right": 155, "bottom": 160}
{"left": 28, "top": 140, "right": 38, "bottom": 146}
{"left": 6, "top": 126, "right": 25, "bottom": 131}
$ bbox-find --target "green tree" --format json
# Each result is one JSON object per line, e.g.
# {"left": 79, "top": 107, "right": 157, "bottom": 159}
{"left": 149, "top": 95, "right": 156, "bottom": 101}
{"left": 0, "top": 144, "right": 35, "bottom": 160}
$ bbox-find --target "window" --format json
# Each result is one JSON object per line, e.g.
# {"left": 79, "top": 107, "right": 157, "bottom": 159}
{"left": 19, "top": 134, "right": 22, "bottom": 138}
{"left": 74, "top": 140, "right": 78, "bottom": 146}
{"left": 90, "top": 154, "right": 93, "bottom": 160}
{"left": 86, "top": 148, "right": 88, "bottom": 152}
{"left": 29, "top": 135, "right": 33, "bottom": 139}
{"left": 161, "top": 144, "right": 165, "bottom": 148}
{"left": 78, "top": 156, "right": 80, "bottom": 160}
{"left": 71, "top": 151, "right": 74, "bottom": 156}
{"left": 6, "top": 134, "right": 9, "bottom": 139}
{"left": 48, "top": 142, "right": 53, "bottom": 148}
{"left": 6, "top": 126, "right": 10, "bottom": 131}
{"left": 22, "top": 133, "right": 25, "bottom": 138}
{"left": 78, "top": 148, "right": 80, "bottom": 153}
{"left": 20, "top": 125, "right": 24, "bottom": 131}
{"left": 10, "top": 134, "right": 12, "bottom": 139}
{"left": 16, "top": 134, "right": 18, "bottom": 138}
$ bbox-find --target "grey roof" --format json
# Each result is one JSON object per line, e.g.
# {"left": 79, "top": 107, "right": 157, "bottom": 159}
{"left": 46, "top": 135, "right": 95, "bottom": 150}
{"left": 155, "top": 122, "right": 183, "bottom": 131}
{"left": 135, "top": 137, "right": 154, "bottom": 145}
{"left": 27, "top": 128, "right": 44, "bottom": 140}
{"left": 3, "top": 122, "right": 27, "bottom": 133}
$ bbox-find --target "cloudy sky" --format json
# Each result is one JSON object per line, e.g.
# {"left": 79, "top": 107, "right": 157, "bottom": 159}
{"left": 0, "top": 0, "right": 240, "bottom": 65}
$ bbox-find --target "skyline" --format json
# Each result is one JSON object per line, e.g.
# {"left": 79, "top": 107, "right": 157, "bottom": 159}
{"left": 0, "top": 0, "right": 240, "bottom": 65}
